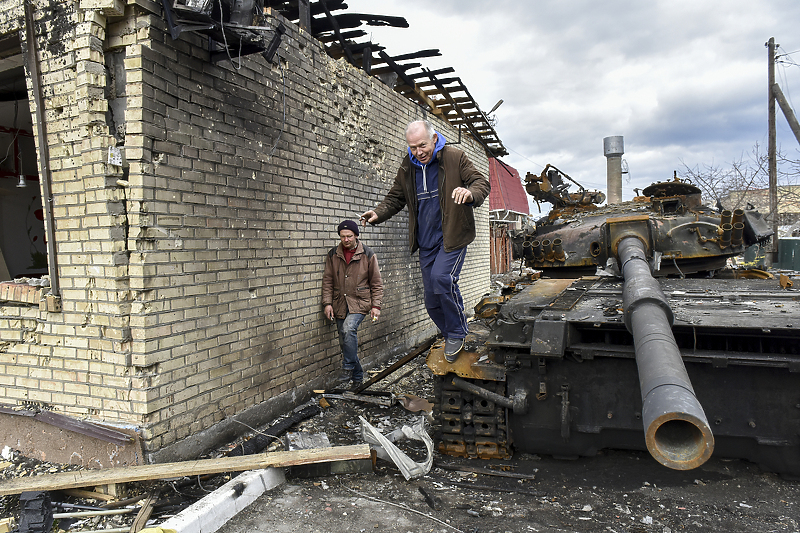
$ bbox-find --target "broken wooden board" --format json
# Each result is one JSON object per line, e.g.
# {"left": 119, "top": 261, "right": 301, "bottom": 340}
{"left": 0, "top": 444, "right": 370, "bottom": 496}
{"left": 284, "top": 432, "right": 374, "bottom": 478}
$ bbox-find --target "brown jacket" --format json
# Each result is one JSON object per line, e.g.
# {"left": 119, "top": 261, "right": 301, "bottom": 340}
{"left": 322, "top": 241, "right": 383, "bottom": 318}
{"left": 372, "top": 145, "right": 491, "bottom": 253}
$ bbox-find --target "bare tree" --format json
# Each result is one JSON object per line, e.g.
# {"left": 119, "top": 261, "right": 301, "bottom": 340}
{"left": 680, "top": 144, "right": 800, "bottom": 219}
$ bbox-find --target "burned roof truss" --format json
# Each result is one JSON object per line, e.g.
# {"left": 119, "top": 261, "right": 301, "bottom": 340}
{"left": 159, "top": 0, "right": 506, "bottom": 156}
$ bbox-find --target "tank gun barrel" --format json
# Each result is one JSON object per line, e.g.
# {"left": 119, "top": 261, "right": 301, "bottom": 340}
{"left": 617, "top": 236, "right": 715, "bottom": 470}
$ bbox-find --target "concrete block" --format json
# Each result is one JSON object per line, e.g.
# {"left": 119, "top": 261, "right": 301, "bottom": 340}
{"left": 159, "top": 468, "right": 285, "bottom": 533}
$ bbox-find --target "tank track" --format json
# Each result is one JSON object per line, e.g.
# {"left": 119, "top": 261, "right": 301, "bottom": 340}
{"left": 433, "top": 373, "right": 511, "bottom": 459}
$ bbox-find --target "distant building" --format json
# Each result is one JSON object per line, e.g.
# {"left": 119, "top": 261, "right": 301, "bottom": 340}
{"left": 722, "top": 186, "right": 800, "bottom": 228}
{"left": 488, "top": 159, "right": 529, "bottom": 274}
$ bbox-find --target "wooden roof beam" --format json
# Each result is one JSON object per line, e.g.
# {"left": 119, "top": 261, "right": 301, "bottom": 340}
{"left": 379, "top": 51, "right": 444, "bottom": 117}
{"left": 317, "top": 30, "right": 366, "bottom": 43}
{"left": 370, "top": 49, "right": 442, "bottom": 65}
{"left": 415, "top": 77, "right": 462, "bottom": 88}
{"left": 409, "top": 67, "right": 454, "bottom": 79}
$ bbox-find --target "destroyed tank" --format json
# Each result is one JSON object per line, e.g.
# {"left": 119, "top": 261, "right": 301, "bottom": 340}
{"left": 427, "top": 165, "right": 800, "bottom": 476}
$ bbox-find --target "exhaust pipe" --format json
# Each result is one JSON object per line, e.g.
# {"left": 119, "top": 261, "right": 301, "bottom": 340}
{"left": 604, "top": 136, "right": 624, "bottom": 204}
{"left": 731, "top": 222, "right": 744, "bottom": 247}
{"left": 542, "top": 239, "right": 554, "bottom": 262}
{"left": 720, "top": 223, "right": 732, "bottom": 249}
{"left": 553, "top": 238, "right": 566, "bottom": 262}
{"left": 532, "top": 240, "right": 543, "bottom": 261}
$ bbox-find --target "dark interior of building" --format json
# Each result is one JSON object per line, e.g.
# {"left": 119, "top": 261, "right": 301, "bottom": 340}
{"left": 0, "top": 34, "right": 44, "bottom": 280}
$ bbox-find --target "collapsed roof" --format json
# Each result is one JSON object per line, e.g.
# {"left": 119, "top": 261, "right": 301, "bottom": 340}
{"left": 161, "top": 0, "right": 507, "bottom": 156}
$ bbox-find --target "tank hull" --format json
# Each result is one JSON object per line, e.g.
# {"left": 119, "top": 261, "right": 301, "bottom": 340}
{"left": 430, "top": 276, "right": 800, "bottom": 476}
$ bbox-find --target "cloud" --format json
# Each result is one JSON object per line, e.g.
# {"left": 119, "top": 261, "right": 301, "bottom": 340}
{"left": 345, "top": 0, "right": 800, "bottom": 200}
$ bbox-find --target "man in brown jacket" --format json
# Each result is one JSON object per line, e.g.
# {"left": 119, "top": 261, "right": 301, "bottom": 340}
{"left": 322, "top": 220, "right": 383, "bottom": 387}
{"left": 361, "top": 120, "right": 490, "bottom": 363}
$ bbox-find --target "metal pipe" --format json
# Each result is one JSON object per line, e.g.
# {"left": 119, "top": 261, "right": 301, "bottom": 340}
{"left": 450, "top": 376, "right": 528, "bottom": 414}
{"left": 53, "top": 508, "right": 133, "bottom": 519}
{"left": 24, "top": 1, "right": 60, "bottom": 296}
{"left": 720, "top": 223, "right": 732, "bottom": 249}
{"left": 732, "top": 209, "right": 744, "bottom": 225}
{"left": 617, "top": 236, "right": 714, "bottom": 470}
{"left": 604, "top": 136, "right": 624, "bottom": 204}
{"left": 542, "top": 239, "right": 554, "bottom": 262}
{"left": 532, "top": 240, "right": 543, "bottom": 261}
{"left": 731, "top": 222, "right": 744, "bottom": 247}
{"left": 666, "top": 221, "right": 721, "bottom": 237}
{"left": 552, "top": 238, "right": 566, "bottom": 262}
{"left": 720, "top": 210, "right": 732, "bottom": 226}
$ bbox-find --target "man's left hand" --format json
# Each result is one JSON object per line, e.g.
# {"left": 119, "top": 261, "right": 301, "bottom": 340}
{"left": 452, "top": 187, "right": 473, "bottom": 204}
{"left": 370, "top": 308, "right": 380, "bottom": 321}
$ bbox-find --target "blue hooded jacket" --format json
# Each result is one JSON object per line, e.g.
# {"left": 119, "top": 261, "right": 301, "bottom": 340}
{"left": 408, "top": 132, "right": 447, "bottom": 250}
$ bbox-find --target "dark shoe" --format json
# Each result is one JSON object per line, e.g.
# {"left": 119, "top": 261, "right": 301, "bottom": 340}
{"left": 444, "top": 338, "right": 464, "bottom": 363}
{"left": 337, "top": 369, "right": 352, "bottom": 383}
{"left": 350, "top": 381, "right": 363, "bottom": 391}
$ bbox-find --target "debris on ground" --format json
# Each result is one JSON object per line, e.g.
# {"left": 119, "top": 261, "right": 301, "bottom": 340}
{"left": 360, "top": 415, "right": 433, "bottom": 480}
{"left": 3, "top": 304, "right": 800, "bottom": 532}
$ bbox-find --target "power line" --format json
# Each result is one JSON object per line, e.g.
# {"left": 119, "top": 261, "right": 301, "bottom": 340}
{"left": 503, "top": 145, "right": 544, "bottom": 169}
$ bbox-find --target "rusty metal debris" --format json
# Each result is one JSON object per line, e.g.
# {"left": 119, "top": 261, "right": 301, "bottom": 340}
{"left": 0, "top": 405, "right": 133, "bottom": 446}
{"left": 359, "top": 416, "right": 432, "bottom": 480}
{"left": 352, "top": 337, "right": 436, "bottom": 394}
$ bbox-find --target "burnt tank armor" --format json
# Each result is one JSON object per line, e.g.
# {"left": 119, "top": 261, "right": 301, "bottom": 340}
{"left": 427, "top": 166, "right": 800, "bottom": 476}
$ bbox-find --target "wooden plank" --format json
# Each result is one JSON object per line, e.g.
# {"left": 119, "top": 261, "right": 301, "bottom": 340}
{"left": 317, "top": 30, "right": 366, "bottom": 43}
{"left": 371, "top": 49, "right": 441, "bottom": 65}
{"left": 409, "top": 67, "right": 454, "bottom": 80}
{"left": 0, "top": 444, "right": 370, "bottom": 496}
{"left": 61, "top": 488, "right": 115, "bottom": 502}
{"left": 129, "top": 492, "right": 157, "bottom": 532}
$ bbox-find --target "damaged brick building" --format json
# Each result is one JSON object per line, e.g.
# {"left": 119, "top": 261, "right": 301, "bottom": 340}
{"left": 0, "top": 0, "right": 505, "bottom": 463}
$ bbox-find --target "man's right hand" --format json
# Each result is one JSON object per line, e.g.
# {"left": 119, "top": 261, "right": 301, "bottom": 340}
{"left": 324, "top": 305, "right": 334, "bottom": 321}
{"left": 360, "top": 210, "right": 378, "bottom": 226}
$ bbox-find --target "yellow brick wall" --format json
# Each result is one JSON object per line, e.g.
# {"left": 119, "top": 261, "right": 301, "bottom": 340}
{"left": 0, "top": 0, "right": 493, "bottom": 461}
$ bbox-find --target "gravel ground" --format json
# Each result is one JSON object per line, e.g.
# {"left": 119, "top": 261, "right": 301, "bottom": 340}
{"left": 214, "top": 353, "right": 800, "bottom": 533}
{"left": 2, "top": 301, "right": 799, "bottom": 532}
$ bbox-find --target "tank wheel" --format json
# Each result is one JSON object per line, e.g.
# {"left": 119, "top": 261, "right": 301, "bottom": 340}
{"left": 433, "top": 372, "right": 512, "bottom": 459}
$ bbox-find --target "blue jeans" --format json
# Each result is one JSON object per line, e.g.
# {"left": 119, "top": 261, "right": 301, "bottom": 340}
{"left": 418, "top": 245, "right": 469, "bottom": 340}
{"left": 336, "top": 313, "right": 366, "bottom": 382}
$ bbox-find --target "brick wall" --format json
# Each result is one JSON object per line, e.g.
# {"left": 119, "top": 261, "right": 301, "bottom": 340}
{"left": 0, "top": 0, "right": 491, "bottom": 461}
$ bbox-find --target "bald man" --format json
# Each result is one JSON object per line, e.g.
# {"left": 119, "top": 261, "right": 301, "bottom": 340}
{"left": 361, "top": 120, "right": 490, "bottom": 363}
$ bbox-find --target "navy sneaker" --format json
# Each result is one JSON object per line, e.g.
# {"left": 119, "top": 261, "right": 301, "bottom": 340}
{"left": 444, "top": 338, "right": 464, "bottom": 363}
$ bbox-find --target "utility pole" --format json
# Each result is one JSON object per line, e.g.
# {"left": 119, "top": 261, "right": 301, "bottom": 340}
{"left": 767, "top": 37, "right": 778, "bottom": 266}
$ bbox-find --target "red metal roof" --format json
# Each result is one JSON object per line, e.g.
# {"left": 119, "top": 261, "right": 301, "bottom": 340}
{"left": 488, "top": 158, "right": 529, "bottom": 215}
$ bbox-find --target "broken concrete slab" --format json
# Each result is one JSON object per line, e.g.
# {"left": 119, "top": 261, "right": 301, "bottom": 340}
{"left": 158, "top": 468, "right": 285, "bottom": 533}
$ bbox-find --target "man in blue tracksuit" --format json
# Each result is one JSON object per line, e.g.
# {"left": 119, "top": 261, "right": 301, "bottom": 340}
{"left": 361, "top": 120, "right": 491, "bottom": 363}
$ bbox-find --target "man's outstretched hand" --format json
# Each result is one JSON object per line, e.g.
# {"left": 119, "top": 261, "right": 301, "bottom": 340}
{"left": 452, "top": 187, "right": 473, "bottom": 204}
{"left": 360, "top": 210, "right": 378, "bottom": 226}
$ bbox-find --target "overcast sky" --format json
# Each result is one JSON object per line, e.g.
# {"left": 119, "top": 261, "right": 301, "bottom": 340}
{"left": 344, "top": 0, "right": 800, "bottom": 211}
